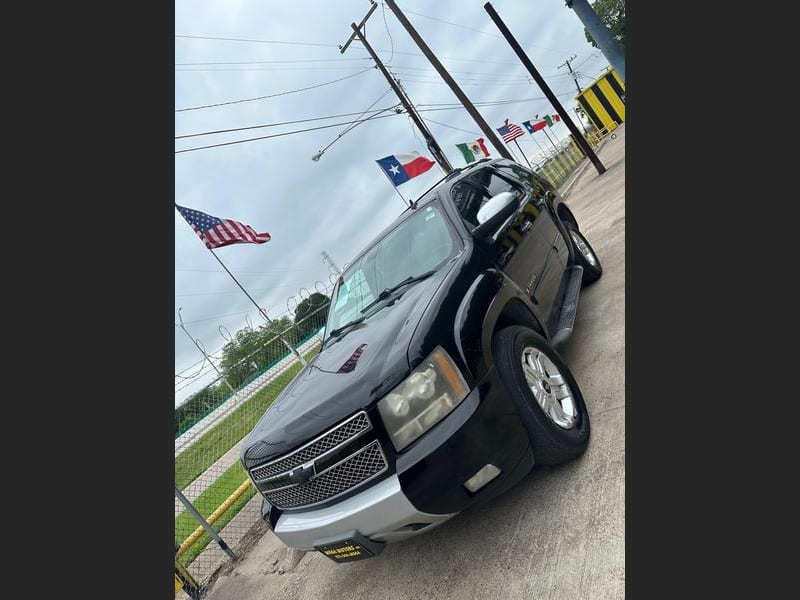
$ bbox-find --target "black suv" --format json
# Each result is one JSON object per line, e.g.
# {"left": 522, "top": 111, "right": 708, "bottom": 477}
{"left": 241, "top": 158, "right": 602, "bottom": 562}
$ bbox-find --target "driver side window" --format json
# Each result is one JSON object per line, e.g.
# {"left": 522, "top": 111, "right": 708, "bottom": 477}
{"left": 450, "top": 168, "right": 523, "bottom": 227}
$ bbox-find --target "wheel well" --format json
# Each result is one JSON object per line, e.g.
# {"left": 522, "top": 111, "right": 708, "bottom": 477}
{"left": 557, "top": 203, "right": 579, "bottom": 230}
{"left": 495, "top": 298, "right": 545, "bottom": 339}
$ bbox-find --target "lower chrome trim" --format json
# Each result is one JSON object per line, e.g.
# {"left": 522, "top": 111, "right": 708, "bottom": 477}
{"left": 273, "top": 475, "right": 457, "bottom": 550}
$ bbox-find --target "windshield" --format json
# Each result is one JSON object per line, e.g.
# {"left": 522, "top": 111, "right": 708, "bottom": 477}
{"left": 325, "top": 202, "right": 457, "bottom": 337}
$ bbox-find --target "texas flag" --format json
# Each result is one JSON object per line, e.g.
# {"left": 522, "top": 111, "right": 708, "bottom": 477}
{"left": 376, "top": 151, "right": 436, "bottom": 187}
{"left": 522, "top": 119, "right": 548, "bottom": 134}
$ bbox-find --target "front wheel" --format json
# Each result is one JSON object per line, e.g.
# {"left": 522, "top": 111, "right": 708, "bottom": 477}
{"left": 493, "top": 326, "right": 590, "bottom": 466}
{"left": 566, "top": 223, "right": 602, "bottom": 285}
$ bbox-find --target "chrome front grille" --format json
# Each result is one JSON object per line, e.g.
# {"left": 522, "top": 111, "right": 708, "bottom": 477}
{"left": 247, "top": 411, "right": 388, "bottom": 510}
{"left": 249, "top": 412, "right": 370, "bottom": 481}
{"left": 264, "top": 440, "right": 387, "bottom": 510}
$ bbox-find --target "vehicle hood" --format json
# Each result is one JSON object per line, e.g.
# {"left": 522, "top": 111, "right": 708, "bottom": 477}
{"left": 241, "top": 266, "right": 452, "bottom": 463}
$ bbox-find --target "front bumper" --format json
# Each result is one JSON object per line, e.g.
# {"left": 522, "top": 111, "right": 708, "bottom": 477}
{"left": 269, "top": 365, "right": 533, "bottom": 551}
{"left": 273, "top": 474, "right": 456, "bottom": 551}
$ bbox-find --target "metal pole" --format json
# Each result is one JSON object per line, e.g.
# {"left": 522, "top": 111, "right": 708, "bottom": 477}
{"left": 376, "top": 162, "right": 410, "bottom": 209}
{"left": 484, "top": 2, "right": 606, "bottom": 175}
{"left": 175, "top": 487, "right": 237, "bottom": 561}
{"left": 541, "top": 128, "right": 560, "bottom": 152}
{"left": 384, "top": 0, "right": 514, "bottom": 162}
{"left": 565, "top": 0, "right": 625, "bottom": 83}
{"left": 177, "top": 308, "right": 237, "bottom": 395}
{"left": 207, "top": 249, "right": 307, "bottom": 367}
{"left": 512, "top": 139, "right": 533, "bottom": 169}
{"left": 574, "top": 107, "right": 589, "bottom": 135}
{"left": 530, "top": 131, "right": 546, "bottom": 158}
{"left": 320, "top": 251, "right": 343, "bottom": 277}
{"left": 346, "top": 22, "right": 453, "bottom": 174}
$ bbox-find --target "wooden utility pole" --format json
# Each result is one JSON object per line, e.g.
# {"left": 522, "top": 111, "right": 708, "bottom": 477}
{"left": 484, "top": 2, "right": 606, "bottom": 175}
{"left": 383, "top": 0, "right": 514, "bottom": 162}
{"left": 341, "top": 2, "right": 453, "bottom": 173}
{"left": 558, "top": 55, "right": 583, "bottom": 96}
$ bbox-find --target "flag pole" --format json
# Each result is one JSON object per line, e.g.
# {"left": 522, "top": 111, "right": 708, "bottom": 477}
{"left": 530, "top": 134, "right": 547, "bottom": 164}
{"left": 512, "top": 139, "right": 533, "bottom": 169}
{"left": 206, "top": 248, "right": 307, "bottom": 367}
{"left": 550, "top": 120, "right": 563, "bottom": 146}
{"left": 376, "top": 163, "right": 410, "bottom": 209}
{"left": 542, "top": 128, "right": 560, "bottom": 153}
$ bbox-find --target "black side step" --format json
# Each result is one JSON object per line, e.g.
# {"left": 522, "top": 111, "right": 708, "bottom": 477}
{"left": 551, "top": 266, "right": 583, "bottom": 347}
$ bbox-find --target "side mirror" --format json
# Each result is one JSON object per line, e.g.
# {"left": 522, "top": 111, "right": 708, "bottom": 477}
{"left": 473, "top": 191, "right": 519, "bottom": 240}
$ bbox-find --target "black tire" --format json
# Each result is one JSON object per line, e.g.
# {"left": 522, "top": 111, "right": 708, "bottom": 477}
{"left": 493, "top": 326, "right": 590, "bottom": 466}
{"left": 565, "top": 222, "right": 602, "bottom": 285}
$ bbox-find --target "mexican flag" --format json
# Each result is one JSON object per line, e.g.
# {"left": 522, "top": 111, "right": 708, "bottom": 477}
{"left": 456, "top": 138, "right": 490, "bottom": 163}
{"left": 544, "top": 114, "right": 561, "bottom": 127}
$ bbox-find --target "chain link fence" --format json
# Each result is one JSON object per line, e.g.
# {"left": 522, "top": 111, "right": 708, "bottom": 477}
{"left": 533, "top": 134, "right": 602, "bottom": 190}
{"left": 174, "top": 295, "right": 331, "bottom": 587}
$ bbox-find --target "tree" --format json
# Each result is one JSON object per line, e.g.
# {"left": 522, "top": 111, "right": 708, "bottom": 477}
{"left": 218, "top": 316, "right": 297, "bottom": 388}
{"left": 294, "top": 293, "right": 331, "bottom": 341}
{"left": 584, "top": 0, "right": 625, "bottom": 52}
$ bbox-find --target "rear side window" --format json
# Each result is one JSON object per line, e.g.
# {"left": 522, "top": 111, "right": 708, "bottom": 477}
{"left": 450, "top": 168, "right": 523, "bottom": 227}
{"left": 494, "top": 162, "right": 552, "bottom": 200}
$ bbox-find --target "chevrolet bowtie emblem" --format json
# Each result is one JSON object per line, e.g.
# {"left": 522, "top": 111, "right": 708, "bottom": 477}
{"left": 287, "top": 462, "right": 316, "bottom": 484}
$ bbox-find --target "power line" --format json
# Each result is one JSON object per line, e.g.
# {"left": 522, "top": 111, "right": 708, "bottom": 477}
{"left": 175, "top": 63, "right": 565, "bottom": 81}
{"left": 175, "top": 58, "right": 372, "bottom": 65}
{"left": 422, "top": 117, "right": 481, "bottom": 136}
{"left": 175, "top": 114, "right": 396, "bottom": 154}
{"left": 380, "top": 2, "right": 394, "bottom": 64}
{"left": 176, "top": 66, "right": 378, "bottom": 72}
{"left": 312, "top": 89, "right": 398, "bottom": 159}
{"left": 351, "top": 48, "right": 521, "bottom": 66}
{"left": 175, "top": 68, "right": 371, "bottom": 112}
{"left": 391, "top": 65, "right": 539, "bottom": 79}
{"left": 175, "top": 67, "right": 376, "bottom": 73}
{"left": 176, "top": 106, "right": 396, "bottom": 139}
{"left": 401, "top": 8, "right": 571, "bottom": 56}
{"left": 176, "top": 267, "right": 319, "bottom": 274}
{"left": 398, "top": 78, "right": 541, "bottom": 87}
{"left": 574, "top": 52, "right": 602, "bottom": 70}
{"left": 175, "top": 34, "right": 339, "bottom": 47}
{"left": 175, "top": 93, "right": 578, "bottom": 153}
{"left": 176, "top": 33, "right": 564, "bottom": 66}
{"left": 178, "top": 309, "right": 256, "bottom": 325}
{"left": 176, "top": 281, "right": 327, "bottom": 297}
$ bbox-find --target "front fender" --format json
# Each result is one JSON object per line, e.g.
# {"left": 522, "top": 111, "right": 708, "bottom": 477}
{"left": 453, "top": 270, "right": 547, "bottom": 381}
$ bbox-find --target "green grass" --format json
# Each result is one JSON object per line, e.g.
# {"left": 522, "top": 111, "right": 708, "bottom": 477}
{"left": 176, "top": 461, "right": 257, "bottom": 566}
{"left": 175, "top": 347, "right": 319, "bottom": 491}
{"left": 175, "top": 347, "right": 321, "bottom": 566}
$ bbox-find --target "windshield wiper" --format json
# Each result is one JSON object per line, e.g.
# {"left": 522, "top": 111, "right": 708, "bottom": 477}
{"left": 325, "top": 270, "right": 438, "bottom": 344}
{"left": 327, "top": 316, "right": 366, "bottom": 339}
{"left": 360, "top": 269, "right": 437, "bottom": 314}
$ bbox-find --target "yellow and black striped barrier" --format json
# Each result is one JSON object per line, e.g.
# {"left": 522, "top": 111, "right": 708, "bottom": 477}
{"left": 175, "top": 544, "right": 202, "bottom": 600}
{"left": 576, "top": 68, "right": 625, "bottom": 135}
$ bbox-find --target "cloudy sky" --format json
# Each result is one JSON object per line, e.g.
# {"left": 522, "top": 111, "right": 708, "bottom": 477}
{"left": 174, "top": 0, "right": 611, "bottom": 404}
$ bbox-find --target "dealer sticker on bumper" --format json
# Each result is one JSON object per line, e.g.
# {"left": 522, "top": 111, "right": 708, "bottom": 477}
{"left": 315, "top": 538, "right": 374, "bottom": 563}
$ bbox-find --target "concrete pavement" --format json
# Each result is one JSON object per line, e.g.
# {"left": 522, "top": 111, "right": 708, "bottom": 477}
{"left": 202, "top": 125, "right": 625, "bottom": 600}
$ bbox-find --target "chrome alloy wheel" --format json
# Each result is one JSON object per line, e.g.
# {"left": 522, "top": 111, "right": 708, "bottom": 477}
{"left": 520, "top": 347, "right": 577, "bottom": 429}
{"left": 570, "top": 229, "right": 598, "bottom": 267}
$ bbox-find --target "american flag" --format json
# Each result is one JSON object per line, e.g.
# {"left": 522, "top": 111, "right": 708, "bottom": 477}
{"left": 176, "top": 204, "right": 271, "bottom": 249}
{"left": 497, "top": 121, "right": 525, "bottom": 143}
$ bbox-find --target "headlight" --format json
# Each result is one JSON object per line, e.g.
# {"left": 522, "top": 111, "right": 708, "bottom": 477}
{"left": 378, "top": 346, "right": 470, "bottom": 451}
